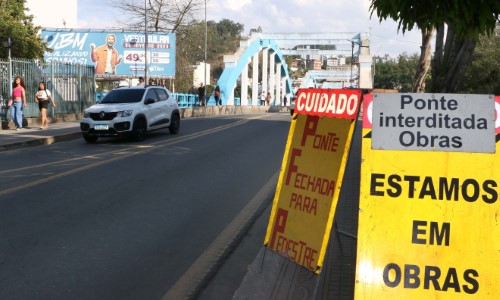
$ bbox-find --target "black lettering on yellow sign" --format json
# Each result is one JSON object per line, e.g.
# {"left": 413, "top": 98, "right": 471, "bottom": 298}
{"left": 412, "top": 220, "right": 450, "bottom": 246}
{"left": 382, "top": 263, "right": 479, "bottom": 294}
{"left": 370, "top": 173, "right": 498, "bottom": 204}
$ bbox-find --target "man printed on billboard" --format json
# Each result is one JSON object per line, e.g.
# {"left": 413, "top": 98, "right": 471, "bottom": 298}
{"left": 90, "top": 34, "right": 123, "bottom": 74}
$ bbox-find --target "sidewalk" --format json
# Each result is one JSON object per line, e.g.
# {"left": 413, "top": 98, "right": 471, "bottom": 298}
{"left": 0, "top": 119, "right": 81, "bottom": 152}
{"left": 233, "top": 121, "right": 361, "bottom": 300}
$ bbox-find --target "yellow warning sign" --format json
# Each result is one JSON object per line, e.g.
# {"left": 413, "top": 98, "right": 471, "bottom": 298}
{"left": 264, "top": 88, "right": 362, "bottom": 274}
{"left": 355, "top": 94, "right": 500, "bottom": 299}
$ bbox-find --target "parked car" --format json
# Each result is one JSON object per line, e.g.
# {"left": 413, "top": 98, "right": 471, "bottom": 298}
{"left": 80, "top": 85, "right": 180, "bottom": 143}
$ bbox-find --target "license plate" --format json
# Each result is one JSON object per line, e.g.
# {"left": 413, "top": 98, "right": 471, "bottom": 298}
{"left": 94, "top": 124, "right": 109, "bottom": 130}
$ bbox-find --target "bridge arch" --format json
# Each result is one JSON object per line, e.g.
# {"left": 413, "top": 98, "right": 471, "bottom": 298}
{"left": 217, "top": 36, "right": 293, "bottom": 105}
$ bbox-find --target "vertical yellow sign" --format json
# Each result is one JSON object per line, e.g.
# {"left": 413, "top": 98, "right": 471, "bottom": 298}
{"left": 355, "top": 94, "right": 500, "bottom": 299}
{"left": 264, "top": 88, "right": 361, "bottom": 274}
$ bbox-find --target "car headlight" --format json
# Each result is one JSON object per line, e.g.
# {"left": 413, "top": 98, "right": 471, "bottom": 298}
{"left": 117, "top": 110, "right": 133, "bottom": 117}
{"left": 83, "top": 111, "right": 90, "bottom": 118}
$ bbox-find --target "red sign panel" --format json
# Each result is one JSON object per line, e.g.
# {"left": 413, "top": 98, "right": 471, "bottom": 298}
{"left": 296, "top": 88, "right": 362, "bottom": 119}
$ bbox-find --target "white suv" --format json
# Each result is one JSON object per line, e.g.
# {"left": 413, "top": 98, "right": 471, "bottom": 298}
{"left": 80, "top": 86, "right": 180, "bottom": 143}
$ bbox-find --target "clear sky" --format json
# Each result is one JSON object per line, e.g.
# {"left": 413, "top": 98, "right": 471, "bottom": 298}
{"left": 42, "top": 0, "right": 423, "bottom": 58}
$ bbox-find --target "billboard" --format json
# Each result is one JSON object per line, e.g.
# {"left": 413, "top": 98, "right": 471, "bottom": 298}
{"left": 42, "top": 29, "right": 176, "bottom": 78}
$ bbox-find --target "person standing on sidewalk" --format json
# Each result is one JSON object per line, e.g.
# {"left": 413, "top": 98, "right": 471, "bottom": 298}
{"left": 34, "top": 82, "right": 56, "bottom": 130}
{"left": 260, "top": 91, "right": 266, "bottom": 106}
{"left": 265, "top": 91, "right": 272, "bottom": 106}
{"left": 10, "top": 76, "right": 27, "bottom": 130}
{"left": 198, "top": 82, "right": 206, "bottom": 106}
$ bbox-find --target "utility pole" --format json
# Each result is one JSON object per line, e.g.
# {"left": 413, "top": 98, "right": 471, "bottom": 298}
{"left": 144, "top": 0, "right": 148, "bottom": 84}
{"left": 204, "top": 0, "right": 207, "bottom": 87}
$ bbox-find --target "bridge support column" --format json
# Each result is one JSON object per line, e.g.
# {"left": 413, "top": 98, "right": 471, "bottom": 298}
{"left": 269, "top": 52, "right": 276, "bottom": 105}
{"left": 262, "top": 48, "right": 269, "bottom": 101}
{"left": 281, "top": 76, "right": 287, "bottom": 105}
{"left": 252, "top": 52, "right": 259, "bottom": 105}
{"left": 275, "top": 62, "right": 282, "bottom": 106}
{"left": 241, "top": 63, "right": 249, "bottom": 105}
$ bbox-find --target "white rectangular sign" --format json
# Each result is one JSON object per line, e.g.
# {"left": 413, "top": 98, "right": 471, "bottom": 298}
{"left": 371, "top": 93, "right": 495, "bottom": 153}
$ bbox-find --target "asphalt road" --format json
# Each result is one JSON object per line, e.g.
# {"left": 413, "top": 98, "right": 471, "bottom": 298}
{"left": 0, "top": 113, "right": 291, "bottom": 300}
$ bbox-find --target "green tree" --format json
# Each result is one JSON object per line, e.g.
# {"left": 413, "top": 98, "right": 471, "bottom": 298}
{"left": 111, "top": 0, "right": 244, "bottom": 93}
{"left": 374, "top": 53, "right": 426, "bottom": 92}
{"left": 0, "top": 0, "right": 48, "bottom": 59}
{"left": 370, "top": 0, "right": 499, "bottom": 93}
{"left": 210, "top": 19, "right": 244, "bottom": 80}
{"left": 175, "top": 19, "right": 243, "bottom": 92}
{"left": 458, "top": 28, "right": 500, "bottom": 95}
{"left": 249, "top": 26, "right": 263, "bottom": 36}
{"left": 111, "top": 0, "right": 205, "bottom": 32}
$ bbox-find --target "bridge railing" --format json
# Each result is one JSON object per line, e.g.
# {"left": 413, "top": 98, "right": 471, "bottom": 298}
{"left": 173, "top": 93, "right": 242, "bottom": 107}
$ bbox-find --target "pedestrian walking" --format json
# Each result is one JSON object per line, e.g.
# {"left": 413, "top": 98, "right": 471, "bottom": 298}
{"left": 10, "top": 76, "right": 27, "bottom": 130}
{"left": 198, "top": 82, "right": 206, "bottom": 106}
{"left": 34, "top": 82, "right": 56, "bottom": 130}
{"left": 260, "top": 91, "right": 266, "bottom": 106}
{"left": 265, "top": 92, "right": 272, "bottom": 106}
{"left": 214, "top": 85, "right": 221, "bottom": 105}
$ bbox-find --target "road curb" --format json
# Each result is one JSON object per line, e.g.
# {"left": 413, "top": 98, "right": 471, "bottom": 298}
{"left": 0, "top": 132, "right": 81, "bottom": 152}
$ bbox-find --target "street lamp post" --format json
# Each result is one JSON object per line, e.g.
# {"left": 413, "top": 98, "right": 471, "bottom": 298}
{"left": 350, "top": 41, "right": 354, "bottom": 87}
{"left": 204, "top": 0, "right": 207, "bottom": 87}
{"left": 2, "top": 37, "right": 12, "bottom": 97}
{"left": 347, "top": 39, "right": 360, "bottom": 88}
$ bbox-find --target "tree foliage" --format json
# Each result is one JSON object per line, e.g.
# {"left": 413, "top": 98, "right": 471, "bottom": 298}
{"left": 458, "top": 30, "right": 500, "bottom": 95}
{"left": 370, "top": 0, "right": 499, "bottom": 38}
{"left": 0, "top": 0, "right": 48, "bottom": 60}
{"left": 370, "top": 0, "right": 500, "bottom": 92}
{"left": 175, "top": 19, "right": 243, "bottom": 92}
{"left": 373, "top": 53, "right": 427, "bottom": 92}
{"left": 112, "top": 1, "right": 243, "bottom": 92}
{"left": 110, "top": 0, "right": 205, "bottom": 33}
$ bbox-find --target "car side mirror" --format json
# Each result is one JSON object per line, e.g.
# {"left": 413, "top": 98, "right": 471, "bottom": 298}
{"left": 145, "top": 98, "right": 156, "bottom": 105}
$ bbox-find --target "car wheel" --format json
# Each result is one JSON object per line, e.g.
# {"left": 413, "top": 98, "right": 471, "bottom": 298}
{"left": 168, "top": 113, "right": 180, "bottom": 134}
{"left": 83, "top": 134, "right": 98, "bottom": 143}
{"left": 133, "top": 118, "right": 147, "bottom": 141}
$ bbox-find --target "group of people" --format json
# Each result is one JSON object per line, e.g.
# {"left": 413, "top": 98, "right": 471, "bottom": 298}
{"left": 6, "top": 76, "right": 56, "bottom": 130}
{"left": 197, "top": 82, "right": 221, "bottom": 106}
{"left": 136, "top": 77, "right": 156, "bottom": 86}
{"left": 260, "top": 91, "right": 272, "bottom": 106}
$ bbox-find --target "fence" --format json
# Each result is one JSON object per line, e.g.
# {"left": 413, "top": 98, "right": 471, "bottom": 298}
{"left": 0, "top": 58, "right": 95, "bottom": 118}
{"left": 173, "top": 93, "right": 242, "bottom": 107}
{"left": 0, "top": 58, "right": 255, "bottom": 120}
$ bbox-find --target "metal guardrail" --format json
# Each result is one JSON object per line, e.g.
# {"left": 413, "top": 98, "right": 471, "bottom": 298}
{"left": 172, "top": 93, "right": 242, "bottom": 107}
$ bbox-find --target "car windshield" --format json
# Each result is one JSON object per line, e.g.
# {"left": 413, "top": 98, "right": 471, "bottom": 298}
{"left": 100, "top": 89, "right": 145, "bottom": 104}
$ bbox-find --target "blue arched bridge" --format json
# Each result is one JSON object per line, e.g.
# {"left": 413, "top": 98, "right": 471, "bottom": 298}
{"left": 177, "top": 32, "right": 373, "bottom": 107}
